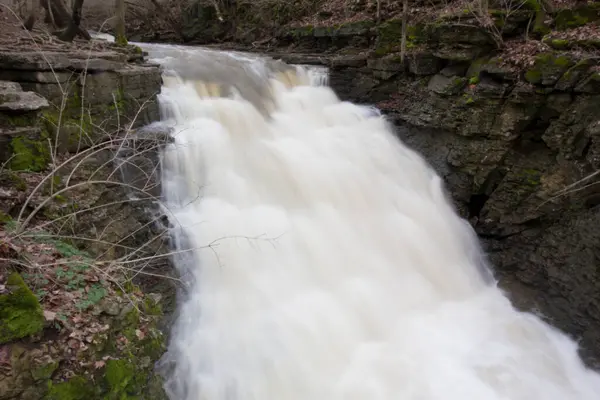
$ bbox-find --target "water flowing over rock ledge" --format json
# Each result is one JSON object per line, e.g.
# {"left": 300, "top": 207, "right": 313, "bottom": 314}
{"left": 197, "top": 4, "right": 600, "bottom": 366}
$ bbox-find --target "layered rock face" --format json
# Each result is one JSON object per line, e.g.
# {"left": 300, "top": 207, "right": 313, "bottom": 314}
{"left": 266, "top": 4, "right": 600, "bottom": 366}
{"left": 0, "top": 38, "right": 174, "bottom": 398}
{"left": 0, "top": 46, "right": 161, "bottom": 168}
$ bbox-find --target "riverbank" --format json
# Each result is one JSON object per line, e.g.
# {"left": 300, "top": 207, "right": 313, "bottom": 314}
{"left": 0, "top": 17, "right": 174, "bottom": 398}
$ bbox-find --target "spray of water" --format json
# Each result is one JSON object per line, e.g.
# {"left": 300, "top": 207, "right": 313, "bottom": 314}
{"left": 142, "top": 44, "right": 600, "bottom": 400}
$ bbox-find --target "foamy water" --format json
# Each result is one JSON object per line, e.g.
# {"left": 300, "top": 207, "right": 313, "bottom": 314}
{"left": 139, "top": 43, "right": 600, "bottom": 400}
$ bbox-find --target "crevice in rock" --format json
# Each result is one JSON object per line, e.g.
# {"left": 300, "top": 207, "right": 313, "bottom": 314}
{"left": 467, "top": 193, "right": 488, "bottom": 219}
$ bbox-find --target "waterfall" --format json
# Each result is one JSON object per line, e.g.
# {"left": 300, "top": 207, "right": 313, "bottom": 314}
{"left": 140, "top": 43, "right": 600, "bottom": 400}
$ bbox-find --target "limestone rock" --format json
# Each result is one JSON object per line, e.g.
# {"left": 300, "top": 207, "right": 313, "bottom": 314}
{"left": 439, "top": 63, "right": 470, "bottom": 78}
{"left": 555, "top": 58, "right": 595, "bottom": 91}
{"left": 574, "top": 71, "right": 600, "bottom": 94}
{"left": 0, "top": 81, "right": 51, "bottom": 171}
{"left": 408, "top": 53, "right": 442, "bottom": 76}
{"left": 433, "top": 44, "right": 484, "bottom": 62}
{"left": 0, "top": 82, "right": 48, "bottom": 112}
{"left": 524, "top": 53, "right": 575, "bottom": 86}
{"left": 427, "top": 74, "right": 467, "bottom": 96}
{"left": 425, "top": 22, "right": 495, "bottom": 46}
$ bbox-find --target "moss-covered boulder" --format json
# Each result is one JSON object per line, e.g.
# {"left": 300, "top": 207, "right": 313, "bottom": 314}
{"left": 554, "top": 3, "right": 600, "bottom": 30}
{"left": 575, "top": 71, "right": 600, "bottom": 94}
{"left": 555, "top": 58, "right": 594, "bottom": 91}
{"left": 524, "top": 52, "right": 575, "bottom": 86}
{"left": 0, "top": 273, "right": 44, "bottom": 344}
{"left": 543, "top": 35, "right": 600, "bottom": 51}
{"left": 0, "top": 81, "right": 51, "bottom": 172}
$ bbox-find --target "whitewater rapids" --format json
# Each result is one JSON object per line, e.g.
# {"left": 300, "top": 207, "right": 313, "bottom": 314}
{"left": 140, "top": 44, "right": 600, "bottom": 400}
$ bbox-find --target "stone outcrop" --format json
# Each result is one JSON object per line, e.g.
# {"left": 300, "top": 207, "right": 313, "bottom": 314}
{"left": 0, "top": 81, "right": 50, "bottom": 171}
{"left": 0, "top": 40, "right": 173, "bottom": 398}
{"left": 0, "top": 46, "right": 162, "bottom": 169}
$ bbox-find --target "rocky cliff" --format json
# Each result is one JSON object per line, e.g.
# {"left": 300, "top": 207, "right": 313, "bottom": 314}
{"left": 0, "top": 28, "right": 174, "bottom": 399}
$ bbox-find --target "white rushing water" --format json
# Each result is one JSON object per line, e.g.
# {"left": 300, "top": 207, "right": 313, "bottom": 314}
{"left": 138, "top": 43, "right": 600, "bottom": 400}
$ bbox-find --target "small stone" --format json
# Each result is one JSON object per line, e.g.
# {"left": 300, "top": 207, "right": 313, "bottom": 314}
{"left": 99, "top": 298, "right": 121, "bottom": 316}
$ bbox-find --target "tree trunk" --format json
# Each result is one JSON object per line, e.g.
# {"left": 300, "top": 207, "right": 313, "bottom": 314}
{"left": 57, "top": 0, "right": 83, "bottom": 42}
{"left": 115, "top": 0, "right": 127, "bottom": 45}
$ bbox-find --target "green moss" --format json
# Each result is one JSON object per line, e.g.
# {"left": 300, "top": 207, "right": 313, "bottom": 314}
{"left": 46, "top": 376, "right": 96, "bottom": 400}
{"left": 520, "top": 169, "right": 541, "bottom": 186}
{"left": 115, "top": 34, "right": 128, "bottom": 46}
{"left": 10, "top": 133, "right": 51, "bottom": 172}
{"left": 555, "top": 4, "right": 600, "bottom": 31}
{"left": 554, "top": 55, "right": 571, "bottom": 67}
{"left": 524, "top": 0, "right": 542, "bottom": 11}
{"left": 469, "top": 76, "right": 480, "bottom": 85}
{"left": 32, "top": 361, "right": 59, "bottom": 381}
{"left": 524, "top": 69, "right": 542, "bottom": 84}
{"left": 0, "top": 210, "right": 11, "bottom": 224}
{"left": 105, "top": 359, "right": 136, "bottom": 392}
{"left": 41, "top": 89, "right": 97, "bottom": 152}
{"left": 463, "top": 94, "right": 476, "bottom": 105}
{"left": 550, "top": 38, "right": 569, "bottom": 50}
{"left": 0, "top": 273, "right": 45, "bottom": 344}
{"left": 466, "top": 57, "right": 489, "bottom": 79}
{"left": 290, "top": 25, "right": 314, "bottom": 37}
{"left": 143, "top": 297, "right": 162, "bottom": 316}
{"left": 531, "top": 8, "right": 550, "bottom": 35}
{"left": 524, "top": 53, "right": 574, "bottom": 85}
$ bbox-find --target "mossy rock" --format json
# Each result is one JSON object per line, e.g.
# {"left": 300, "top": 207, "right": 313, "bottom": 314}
{"left": 542, "top": 36, "right": 570, "bottom": 50}
{"left": 555, "top": 58, "right": 594, "bottom": 91}
{"left": 0, "top": 111, "right": 38, "bottom": 129}
{"left": 468, "top": 56, "right": 517, "bottom": 82}
{"left": 524, "top": 52, "right": 575, "bottom": 86}
{"left": 375, "top": 21, "right": 424, "bottom": 56}
{"left": 555, "top": 4, "right": 600, "bottom": 31}
{"left": 9, "top": 131, "right": 52, "bottom": 172}
{"left": 289, "top": 25, "right": 314, "bottom": 37}
{"left": 0, "top": 110, "right": 51, "bottom": 172}
{"left": 43, "top": 298, "right": 168, "bottom": 400}
{"left": 575, "top": 71, "right": 600, "bottom": 94}
{"left": 424, "top": 23, "right": 495, "bottom": 46}
{"left": 543, "top": 35, "right": 600, "bottom": 51}
{"left": 0, "top": 273, "right": 45, "bottom": 344}
{"left": 427, "top": 74, "right": 468, "bottom": 96}
{"left": 46, "top": 376, "right": 97, "bottom": 400}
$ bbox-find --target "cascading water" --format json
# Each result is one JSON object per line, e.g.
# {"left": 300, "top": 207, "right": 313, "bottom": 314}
{"left": 140, "top": 43, "right": 600, "bottom": 399}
